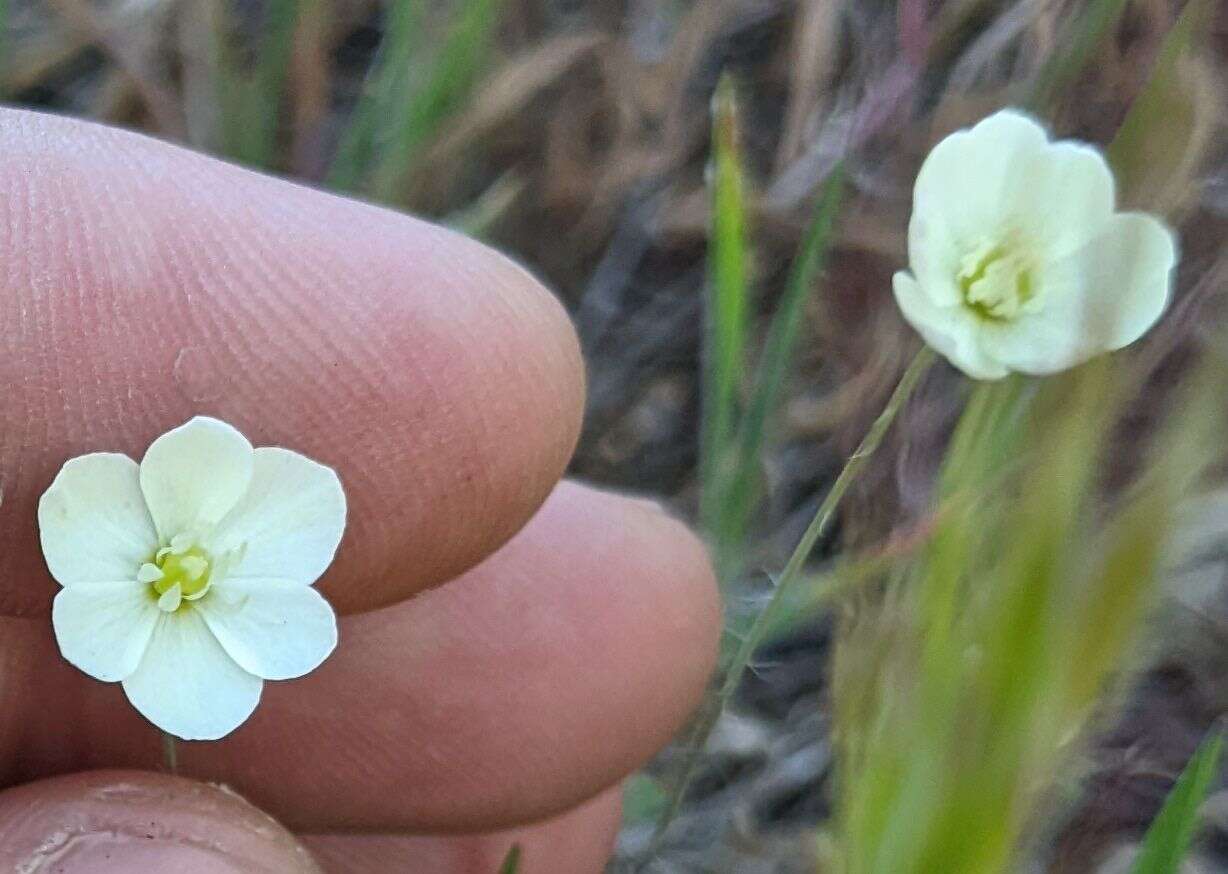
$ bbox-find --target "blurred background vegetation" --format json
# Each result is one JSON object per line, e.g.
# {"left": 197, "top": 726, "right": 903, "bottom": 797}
{"left": 4, "top": 1, "right": 1228, "bottom": 871}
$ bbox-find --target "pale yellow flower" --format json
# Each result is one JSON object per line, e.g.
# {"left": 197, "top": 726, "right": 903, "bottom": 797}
{"left": 39, "top": 417, "right": 345, "bottom": 740}
{"left": 893, "top": 109, "right": 1177, "bottom": 379}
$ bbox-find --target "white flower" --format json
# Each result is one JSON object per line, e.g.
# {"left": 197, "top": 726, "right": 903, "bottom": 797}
{"left": 893, "top": 109, "right": 1177, "bottom": 379}
{"left": 38, "top": 417, "right": 345, "bottom": 740}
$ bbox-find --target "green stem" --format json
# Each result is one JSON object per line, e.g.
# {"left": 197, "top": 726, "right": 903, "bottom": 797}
{"left": 639, "top": 347, "right": 936, "bottom": 865}
{"left": 723, "top": 347, "right": 935, "bottom": 675}
{"left": 162, "top": 731, "right": 179, "bottom": 775}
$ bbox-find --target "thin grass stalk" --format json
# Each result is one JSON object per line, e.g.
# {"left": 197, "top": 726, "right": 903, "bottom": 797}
{"left": 641, "top": 347, "right": 935, "bottom": 862}
{"left": 161, "top": 731, "right": 178, "bottom": 775}
{"left": 724, "top": 347, "right": 936, "bottom": 682}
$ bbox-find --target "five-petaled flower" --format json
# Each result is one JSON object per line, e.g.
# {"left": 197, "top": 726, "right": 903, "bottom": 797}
{"left": 893, "top": 109, "right": 1177, "bottom": 379}
{"left": 39, "top": 416, "right": 346, "bottom": 740}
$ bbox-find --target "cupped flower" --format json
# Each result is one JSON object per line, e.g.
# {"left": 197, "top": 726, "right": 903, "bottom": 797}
{"left": 39, "top": 417, "right": 346, "bottom": 740}
{"left": 893, "top": 109, "right": 1178, "bottom": 379}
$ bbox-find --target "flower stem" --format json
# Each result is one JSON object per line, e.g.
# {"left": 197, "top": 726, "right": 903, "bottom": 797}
{"left": 162, "top": 731, "right": 179, "bottom": 775}
{"left": 723, "top": 347, "right": 935, "bottom": 679}
{"left": 639, "top": 346, "right": 936, "bottom": 864}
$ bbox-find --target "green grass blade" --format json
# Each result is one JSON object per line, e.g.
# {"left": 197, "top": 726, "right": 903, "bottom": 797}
{"left": 1028, "top": 0, "right": 1132, "bottom": 110}
{"left": 212, "top": 0, "right": 305, "bottom": 169}
{"left": 209, "top": 1, "right": 246, "bottom": 155}
{"left": 717, "top": 166, "right": 846, "bottom": 584}
{"left": 497, "top": 843, "right": 522, "bottom": 874}
{"left": 327, "top": 0, "right": 420, "bottom": 192}
{"left": 367, "top": 0, "right": 504, "bottom": 202}
{"left": 247, "top": 0, "right": 304, "bottom": 168}
{"left": 699, "top": 74, "right": 751, "bottom": 570}
{"left": 1130, "top": 732, "right": 1223, "bottom": 874}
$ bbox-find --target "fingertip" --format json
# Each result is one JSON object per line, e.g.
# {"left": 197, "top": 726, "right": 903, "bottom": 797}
{"left": 547, "top": 480, "right": 723, "bottom": 682}
{"left": 0, "top": 107, "right": 585, "bottom": 616}
{"left": 303, "top": 787, "right": 621, "bottom": 874}
{"left": 227, "top": 481, "right": 718, "bottom": 831}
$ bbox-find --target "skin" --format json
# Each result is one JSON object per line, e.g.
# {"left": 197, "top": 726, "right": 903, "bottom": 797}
{"left": 0, "top": 109, "right": 722, "bottom": 871}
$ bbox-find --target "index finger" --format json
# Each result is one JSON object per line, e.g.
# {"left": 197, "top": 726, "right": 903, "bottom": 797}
{"left": 0, "top": 108, "right": 584, "bottom": 616}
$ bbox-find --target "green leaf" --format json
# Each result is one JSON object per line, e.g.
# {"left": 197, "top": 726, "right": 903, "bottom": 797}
{"left": 1130, "top": 732, "right": 1223, "bottom": 874}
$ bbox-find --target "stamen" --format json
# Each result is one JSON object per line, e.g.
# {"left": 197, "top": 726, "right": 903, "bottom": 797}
{"left": 179, "top": 555, "right": 208, "bottom": 581}
{"left": 957, "top": 239, "right": 1037, "bottom": 322}
{"left": 157, "top": 582, "right": 183, "bottom": 613}
{"left": 145, "top": 539, "right": 214, "bottom": 610}
{"left": 137, "top": 563, "right": 164, "bottom": 584}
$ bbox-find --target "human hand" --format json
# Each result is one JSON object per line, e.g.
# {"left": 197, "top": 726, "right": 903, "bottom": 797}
{"left": 0, "top": 109, "right": 720, "bottom": 872}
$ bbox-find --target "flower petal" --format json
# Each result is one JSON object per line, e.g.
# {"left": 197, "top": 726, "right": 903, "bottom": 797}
{"left": 122, "top": 609, "right": 262, "bottom": 740}
{"left": 52, "top": 581, "right": 159, "bottom": 681}
{"left": 1010, "top": 140, "right": 1116, "bottom": 257}
{"left": 201, "top": 578, "right": 338, "bottom": 681}
{"left": 912, "top": 110, "right": 1048, "bottom": 249}
{"left": 208, "top": 447, "right": 346, "bottom": 586}
{"left": 38, "top": 453, "right": 158, "bottom": 587}
{"left": 139, "top": 417, "right": 254, "bottom": 543}
{"left": 893, "top": 272, "right": 1008, "bottom": 380}
{"left": 979, "top": 315, "right": 1093, "bottom": 377}
{"left": 907, "top": 210, "right": 962, "bottom": 307}
{"left": 1035, "top": 212, "right": 1177, "bottom": 352}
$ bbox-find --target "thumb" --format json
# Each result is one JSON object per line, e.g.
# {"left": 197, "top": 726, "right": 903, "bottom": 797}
{"left": 0, "top": 770, "right": 625, "bottom": 872}
{"left": 0, "top": 770, "right": 320, "bottom": 872}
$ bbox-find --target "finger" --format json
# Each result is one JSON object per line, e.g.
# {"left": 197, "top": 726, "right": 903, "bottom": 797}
{"left": 0, "top": 769, "right": 321, "bottom": 872}
{"left": 303, "top": 788, "right": 620, "bottom": 874}
{"left": 0, "top": 107, "right": 584, "bottom": 617}
{"left": 14, "top": 482, "right": 721, "bottom": 832}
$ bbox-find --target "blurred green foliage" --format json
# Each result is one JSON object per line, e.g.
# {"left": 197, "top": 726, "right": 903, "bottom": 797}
{"left": 211, "top": 0, "right": 502, "bottom": 203}
{"left": 833, "top": 350, "right": 1221, "bottom": 874}
{"left": 212, "top": 0, "right": 303, "bottom": 169}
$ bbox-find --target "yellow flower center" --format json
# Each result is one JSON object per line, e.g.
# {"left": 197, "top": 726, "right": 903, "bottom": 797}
{"left": 140, "top": 536, "right": 213, "bottom": 612}
{"left": 957, "top": 240, "right": 1037, "bottom": 322}
{"left": 154, "top": 548, "right": 212, "bottom": 598}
